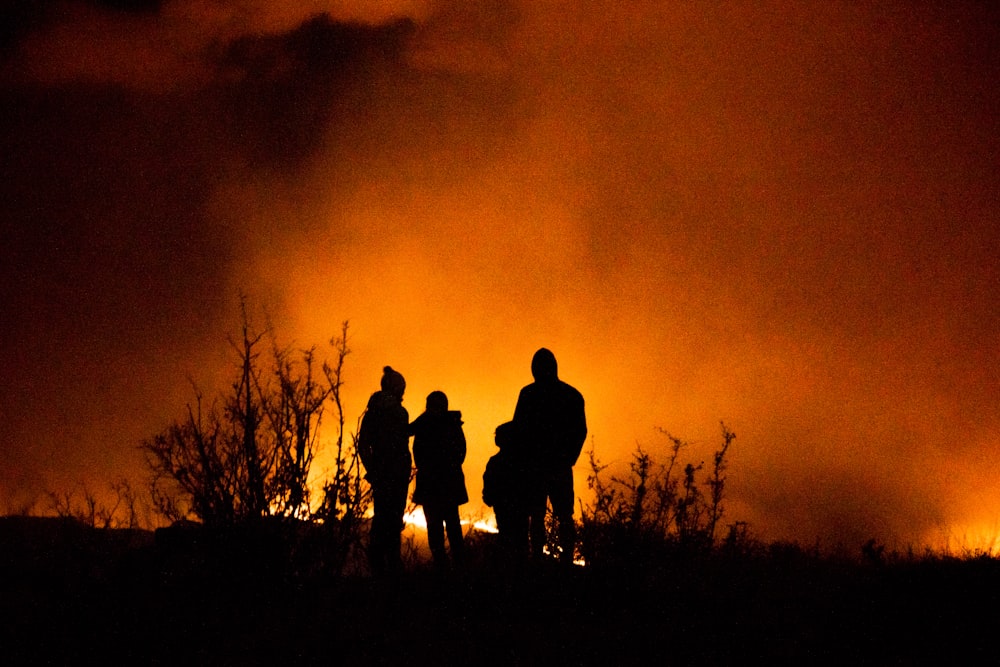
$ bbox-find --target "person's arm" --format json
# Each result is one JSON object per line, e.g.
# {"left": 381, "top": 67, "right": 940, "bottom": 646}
{"left": 568, "top": 391, "right": 588, "bottom": 466}
{"left": 512, "top": 386, "right": 530, "bottom": 424}
{"left": 456, "top": 423, "right": 467, "bottom": 464}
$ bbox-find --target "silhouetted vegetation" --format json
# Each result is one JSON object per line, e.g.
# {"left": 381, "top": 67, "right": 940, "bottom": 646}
{"left": 3, "top": 511, "right": 1000, "bottom": 665}
{"left": 44, "top": 478, "right": 145, "bottom": 530}
{"left": 139, "top": 306, "right": 370, "bottom": 575}
{"left": 579, "top": 422, "right": 737, "bottom": 569}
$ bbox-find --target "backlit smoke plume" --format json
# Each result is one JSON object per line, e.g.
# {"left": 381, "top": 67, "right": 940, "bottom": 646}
{"left": 2, "top": 1, "right": 998, "bottom": 548}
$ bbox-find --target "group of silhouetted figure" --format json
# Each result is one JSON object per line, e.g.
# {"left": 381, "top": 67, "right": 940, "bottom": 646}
{"left": 357, "top": 348, "right": 587, "bottom": 574}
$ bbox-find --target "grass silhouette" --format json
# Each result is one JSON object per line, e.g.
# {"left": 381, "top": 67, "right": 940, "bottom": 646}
{"left": 3, "top": 505, "right": 1000, "bottom": 665}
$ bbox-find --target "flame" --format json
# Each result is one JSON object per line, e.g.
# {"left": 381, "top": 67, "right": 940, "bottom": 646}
{"left": 402, "top": 509, "right": 500, "bottom": 534}
{"left": 926, "top": 520, "right": 1000, "bottom": 557}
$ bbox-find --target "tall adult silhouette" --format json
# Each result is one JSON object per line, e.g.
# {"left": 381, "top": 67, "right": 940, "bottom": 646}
{"left": 358, "top": 366, "right": 411, "bottom": 574}
{"left": 512, "top": 348, "right": 587, "bottom": 564}
{"left": 410, "top": 390, "right": 468, "bottom": 570}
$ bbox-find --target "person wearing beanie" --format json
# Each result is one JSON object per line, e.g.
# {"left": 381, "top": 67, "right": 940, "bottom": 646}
{"left": 380, "top": 365, "right": 406, "bottom": 397}
{"left": 357, "top": 365, "right": 412, "bottom": 574}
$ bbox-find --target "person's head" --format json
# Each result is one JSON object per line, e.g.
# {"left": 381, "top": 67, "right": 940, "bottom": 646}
{"left": 531, "top": 347, "right": 558, "bottom": 382}
{"left": 380, "top": 366, "right": 406, "bottom": 399}
{"left": 425, "top": 390, "right": 448, "bottom": 413}
{"left": 494, "top": 421, "right": 516, "bottom": 449}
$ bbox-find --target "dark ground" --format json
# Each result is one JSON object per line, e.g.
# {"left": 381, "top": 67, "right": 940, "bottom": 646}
{"left": 2, "top": 516, "right": 998, "bottom": 666}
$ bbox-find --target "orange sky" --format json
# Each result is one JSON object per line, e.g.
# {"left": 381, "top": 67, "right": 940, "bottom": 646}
{"left": 2, "top": 0, "right": 998, "bottom": 549}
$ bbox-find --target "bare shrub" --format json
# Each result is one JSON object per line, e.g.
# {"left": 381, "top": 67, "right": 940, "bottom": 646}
{"left": 580, "top": 421, "right": 737, "bottom": 566}
{"left": 46, "top": 478, "right": 143, "bottom": 530}
{"left": 141, "top": 308, "right": 371, "bottom": 575}
{"left": 309, "top": 323, "right": 373, "bottom": 574}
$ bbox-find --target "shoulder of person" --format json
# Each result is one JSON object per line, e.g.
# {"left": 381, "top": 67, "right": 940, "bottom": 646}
{"left": 559, "top": 380, "right": 584, "bottom": 399}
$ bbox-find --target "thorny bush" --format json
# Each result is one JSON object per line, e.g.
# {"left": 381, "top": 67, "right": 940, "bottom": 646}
{"left": 580, "top": 422, "right": 737, "bottom": 567}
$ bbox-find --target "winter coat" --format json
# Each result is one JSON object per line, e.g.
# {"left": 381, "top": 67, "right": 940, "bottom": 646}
{"left": 512, "top": 378, "right": 587, "bottom": 469}
{"left": 358, "top": 390, "right": 411, "bottom": 488}
{"left": 410, "top": 410, "right": 469, "bottom": 507}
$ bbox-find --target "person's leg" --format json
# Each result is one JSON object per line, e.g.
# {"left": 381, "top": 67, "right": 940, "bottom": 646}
{"left": 549, "top": 466, "right": 576, "bottom": 563}
{"left": 523, "top": 467, "right": 548, "bottom": 561}
{"left": 443, "top": 504, "right": 464, "bottom": 565}
{"left": 493, "top": 508, "right": 509, "bottom": 563}
{"left": 527, "top": 498, "right": 547, "bottom": 561}
{"left": 384, "top": 478, "right": 409, "bottom": 572}
{"left": 423, "top": 503, "right": 447, "bottom": 566}
{"left": 369, "top": 485, "right": 389, "bottom": 573}
{"left": 502, "top": 506, "right": 529, "bottom": 561}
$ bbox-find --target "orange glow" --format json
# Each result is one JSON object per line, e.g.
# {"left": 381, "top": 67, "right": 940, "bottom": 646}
{"left": 927, "top": 523, "right": 1000, "bottom": 557}
{"left": 2, "top": 2, "right": 998, "bottom": 552}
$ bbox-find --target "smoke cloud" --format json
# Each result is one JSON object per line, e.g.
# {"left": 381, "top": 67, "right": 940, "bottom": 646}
{"left": 2, "top": 1, "right": 998, "bottom": 548}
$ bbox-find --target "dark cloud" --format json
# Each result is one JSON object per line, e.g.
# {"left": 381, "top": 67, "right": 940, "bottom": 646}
{"left": 90, "top": 0, "right": 162, "bottom": 13}
{"left": 0, "top": 1, "right": 50, "bottom": 54}
{"left": 0, "top": 5, "right": 426, "bottom": 505}
{"left": 216, "top": 15, "right": 415, "bottom": 168}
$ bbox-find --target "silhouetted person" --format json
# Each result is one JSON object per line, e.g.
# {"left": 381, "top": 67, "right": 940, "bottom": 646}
{"left": 512, "top": 348, "right": 587, "bottom": 564}
{"left": 358, "top": 366, "right": 411, "bottom": 574}
{"left": 483, "top": 421, "right": 545, "bottom": 561}
{"left": 410, "top": 390, "right": 468, "bottom": 570}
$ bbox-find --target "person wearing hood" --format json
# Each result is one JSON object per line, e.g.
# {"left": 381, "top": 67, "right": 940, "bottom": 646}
{"left": 410, "top": 390, "right": 468, "bottom": 570}
{"left": 512, "top": 348, "right": 587, "bottom": 564}
{"left": 358, "top": 366, "right": 412, "bottom": 574}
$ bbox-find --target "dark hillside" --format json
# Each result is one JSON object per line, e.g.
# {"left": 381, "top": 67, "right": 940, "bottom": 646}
{"left": 2, "top": 519, "right": 998, "bottom": 665}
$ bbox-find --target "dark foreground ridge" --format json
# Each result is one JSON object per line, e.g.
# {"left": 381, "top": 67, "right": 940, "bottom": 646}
{"left": 2, "top": 516, "right": 999, "bottom": 665}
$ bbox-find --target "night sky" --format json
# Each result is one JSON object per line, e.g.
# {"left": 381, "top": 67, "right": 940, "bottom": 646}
{"left": 2, "top": 0, "right": 998, "bottom": 548}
